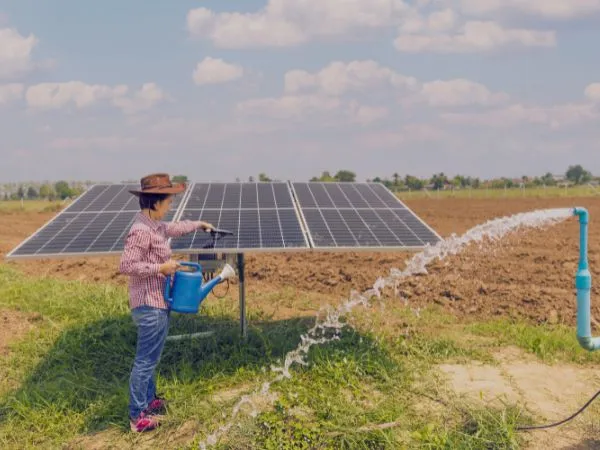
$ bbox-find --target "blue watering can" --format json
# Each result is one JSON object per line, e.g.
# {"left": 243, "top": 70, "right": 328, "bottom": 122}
{"left": 163, "top": 262, "right": 236, "bottom": 313}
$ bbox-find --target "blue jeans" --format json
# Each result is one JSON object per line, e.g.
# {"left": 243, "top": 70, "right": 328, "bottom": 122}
{"left": 129, "top": 305, "right": 170, "bottom": 419}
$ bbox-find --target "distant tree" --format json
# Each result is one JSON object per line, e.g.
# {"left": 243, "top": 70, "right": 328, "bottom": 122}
{"left": 172, "top": 175, "right": 188, "bottom": 183}
{"left": 334, "top": 170, "right": 356, "bottom": 182}
{"left": 258, "top": 173, "right": 271, "bottom": 182}
{"left": 17, "top": 186, "right": 25, "bottom": 199}
{"left": 404, "top": 175, "right": 424, "bottom": 190}
{"left": 54, "top": 181, "right": 72, "bottom": 200}
{"left": 372, "top": 177, "right": 382, "bottom": 183}
{"left": 392, "top": 173, "right": 400, "bottom": 187}
{"left": 540, "top": 172, "right": 556, "bottom": 186}
{"left": 472, "top": 178, "right": 481, "bottom": 189}
{"left": 39, "top": 184, "right": 53, "bottom": 199}
{"left": 3, "top": 193, "right": 8, "bottom": 201}
{"left": 311, "top": 171, "right": 336, "bottom": 182}
{"left": 566, "top": 165, "right": 592, "bottom": 185}
{"left": 430, "top": 173, "right": 448, "bottom": 190}
{"left": 27, "top": 187, "right": 38, "bottom": 199}
{"left": 248, "top": 176, "right": 255, "bottom": 182}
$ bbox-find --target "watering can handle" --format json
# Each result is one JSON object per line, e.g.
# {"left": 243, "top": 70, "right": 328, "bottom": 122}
{"left": 163, "top": 262, "right": 202, "bottom": 306}
{"left": 179, "top": 262, "right": 202, "bottom": 272}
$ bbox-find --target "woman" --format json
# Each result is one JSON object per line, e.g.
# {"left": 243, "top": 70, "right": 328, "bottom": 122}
{"left": 119, "top": 173, "right": 214, "bottom": 433}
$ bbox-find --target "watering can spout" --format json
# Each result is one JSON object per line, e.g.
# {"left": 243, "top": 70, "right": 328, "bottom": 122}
{"left": 573, "top": 207, "right": 600, "bottom": 351}
{"left": 198, "top": 263, "right": 236, "bottom": 301}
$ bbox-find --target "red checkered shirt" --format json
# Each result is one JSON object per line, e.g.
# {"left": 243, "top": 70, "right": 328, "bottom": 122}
{"left": 119, "top": 212, "right": 198, "bottom": 310}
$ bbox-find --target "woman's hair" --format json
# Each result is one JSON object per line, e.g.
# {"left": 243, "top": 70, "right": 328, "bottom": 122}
{"left": 139, "top": 193, "right": 171, "bottom": 211}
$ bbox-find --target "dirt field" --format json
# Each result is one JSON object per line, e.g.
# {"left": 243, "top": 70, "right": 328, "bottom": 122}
{"left": 1, "top": 197, "right": 598, "bottom": 327}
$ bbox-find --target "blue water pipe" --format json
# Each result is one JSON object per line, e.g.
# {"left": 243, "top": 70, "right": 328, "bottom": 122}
{"left": 573, "top": 207, "right": 600, "bottom": 351}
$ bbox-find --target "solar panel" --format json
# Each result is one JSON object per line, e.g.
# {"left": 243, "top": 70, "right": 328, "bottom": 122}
{"left": 170, "top": 182, "right": 310, "bottom": 253}
{"left": 7, "top": 184, "right": 186, "bottom": 258}
{"left": 7, "top": 181, "right": 441, "bottom": 259}
{"left": 291, "top": 182, "right": 441, "bottom": 250}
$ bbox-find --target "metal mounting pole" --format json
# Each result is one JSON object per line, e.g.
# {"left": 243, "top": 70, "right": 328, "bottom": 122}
{"left": 237, "top": 253, "right": 247, "bottom": 340}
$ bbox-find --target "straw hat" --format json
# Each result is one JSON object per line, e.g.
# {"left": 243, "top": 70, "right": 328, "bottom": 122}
{"left": 128, "top": 173, "right": 186, "bottom": 196}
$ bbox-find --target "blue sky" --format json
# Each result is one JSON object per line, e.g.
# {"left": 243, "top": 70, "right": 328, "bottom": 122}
{"left": 1, "top": 0, "right": 600, "bottom": 182}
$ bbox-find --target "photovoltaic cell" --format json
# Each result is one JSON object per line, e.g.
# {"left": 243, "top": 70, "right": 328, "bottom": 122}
{"left": 292, "top": 182, "right": 441, "bottom": 250}
{"left": 170, "top": 182, "right": 309, "bottom": 253}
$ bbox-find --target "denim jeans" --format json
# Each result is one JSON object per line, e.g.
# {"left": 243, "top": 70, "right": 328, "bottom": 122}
{"left": 129, "top": 305, "right": 170, "bottom": 419}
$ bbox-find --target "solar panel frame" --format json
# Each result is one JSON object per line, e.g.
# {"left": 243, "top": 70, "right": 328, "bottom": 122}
{"left": 290, "top": 182, "right": 442, "bottom": 252}
{"left": 6, "top": 183, "right": 189, "bottom": 259}
{"left": 170, "top": 182, "right": 311, "bottom": 254}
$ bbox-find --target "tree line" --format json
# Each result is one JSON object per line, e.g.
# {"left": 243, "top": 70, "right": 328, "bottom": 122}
{"left": 281, "top": 165, "right": 597, "bottom": 191}
{"left": 1, "top": 165, "right": 597, "bottom": 200}
{"left": 0, "top": 181, "right": 89, "bottom": 201}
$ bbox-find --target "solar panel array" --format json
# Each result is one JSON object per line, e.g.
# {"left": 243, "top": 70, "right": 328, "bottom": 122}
{"left": 292, "top": 182, "right": 440, "bottom": 249}
{"left": 6, "top": 181, "right": 441, "bottom": 259}
{"left": 171, "top": 182, "right": 309, "bottom": 252}
{"left": 8, "top": 184, "right": 184, "bottom": 258}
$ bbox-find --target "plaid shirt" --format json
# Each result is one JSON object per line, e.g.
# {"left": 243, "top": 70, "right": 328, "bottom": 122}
{"left": 119, "top": 212, "right": 198, "bottom": 310}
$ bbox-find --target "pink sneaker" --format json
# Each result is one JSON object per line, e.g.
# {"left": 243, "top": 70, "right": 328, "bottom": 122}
{"left": 130, "top": 411, "right": 159, "bottom": 432}
{"left": 146, "top": 396, "right": 167, "bottom": 415}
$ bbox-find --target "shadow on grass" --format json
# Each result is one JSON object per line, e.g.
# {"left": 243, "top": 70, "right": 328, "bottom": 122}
{"left": 0, "top": 312, "right": 324, "bottom": 435}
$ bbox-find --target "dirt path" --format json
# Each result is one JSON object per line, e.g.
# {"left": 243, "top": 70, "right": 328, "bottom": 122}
{"left": 439, "top": 347, "right": 600, "bottom": 449}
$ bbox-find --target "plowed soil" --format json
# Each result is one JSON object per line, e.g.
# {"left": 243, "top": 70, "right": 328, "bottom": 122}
{"left": 1, "top": 197, "right": 598, "bottom": 326}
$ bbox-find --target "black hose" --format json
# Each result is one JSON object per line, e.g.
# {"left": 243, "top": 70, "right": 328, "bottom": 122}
{"left": 517, "top": 388, "right": 600, "bottom": 431}
{"left": 211, "top": 279, "right": 230, "bottom": 299}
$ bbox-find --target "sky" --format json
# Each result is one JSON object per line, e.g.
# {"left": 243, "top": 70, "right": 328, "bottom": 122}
{"left": 1, "top": 0, "right": 600, "bottom": 183}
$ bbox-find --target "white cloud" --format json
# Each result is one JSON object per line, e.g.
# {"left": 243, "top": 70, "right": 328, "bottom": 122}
{"left": 395, "top": 20, "right": 555, "bottom": 53}
{"left": 26, "top": 82, "right": 126, "bottom": 109}
{"left": 236, "top": 95, "right": 389, "bottom": 127}
{"left": 458, "top": 0, "right": 600, "bottom": 20}
{"left": 236, "top": 60, "right": 514, "bottom": 130}
{"left": 187, "top": 0, "right": 411, "bottom": 48}
{"left": 442, "top": 103, "right": 597, "bottom": 128}
{"left": 420, "top": 79, "right": 509, "bottom": 106}
{"left": 112, "top": 83, "right": 166, "bottom": 114}
{"left": 358, "top": 124, "right": 450, "bottom": 147}
{"left": 347, "top": 102, "right": 389, "bottom": 124}
{"left": 281, "top": 60, "right": 508, "bottom": 107}
{"left": 584, "top": 83, "right": 600, "bottom": 102}
{"left": 236, "top": 95, "right": 342, "bottom": 120}
{"left": 25, "top": 81, "right": 165, "bottom": 113}
{"left": 193, "top": 57, "right": 244, "bottom": 86}
{"left": 284, "top": 60, "right": 418, "bottom": 96}
{"left": 0, "top": 28, "right": 38, "bottom": 79}
{"left": 0, "top": 83, "right": 24, "bottom": 104}
{"left": 399, "top": 8, "right": 458, "bottom": 34}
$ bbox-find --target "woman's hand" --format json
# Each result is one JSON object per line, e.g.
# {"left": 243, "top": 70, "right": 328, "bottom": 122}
{"left": 159, "top": 260, "right": 180, "bottom": 275}
{"left": 196, "top": 221, "right": 215, "bottom": 232}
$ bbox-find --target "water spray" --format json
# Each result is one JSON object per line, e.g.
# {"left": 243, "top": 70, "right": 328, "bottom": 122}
{"left": 572, "top": 207, "right": 600, "bottom": 351}
{"left": 197, "top": 207, "right": 600, "bottom": 445}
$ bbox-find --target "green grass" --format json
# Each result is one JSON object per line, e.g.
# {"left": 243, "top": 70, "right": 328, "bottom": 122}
{"left": 467, "top": 320, "right": 600, "bottom": 364}
{"left": 0, "top": 265, "right": 595, "bottom": 448}
{"left": 0, "top": 200, "right": 65, "bottom": 213}
{"left": 396, "top": 185, "right": 600, "bottom": 200}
